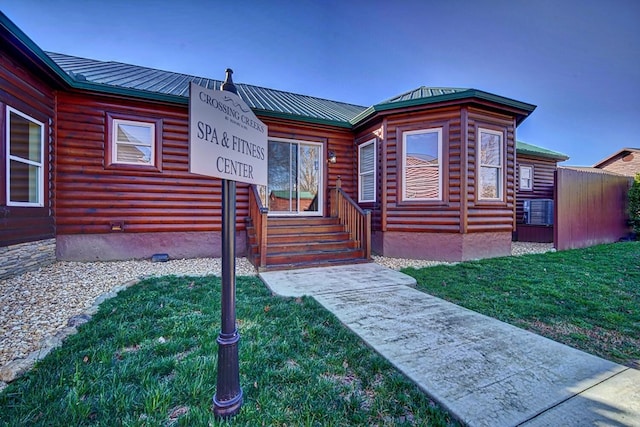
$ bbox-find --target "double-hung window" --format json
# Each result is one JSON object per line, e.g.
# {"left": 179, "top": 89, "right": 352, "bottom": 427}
{"left": 6, "top": 107, "right": 44, "bottom": 207}
{"left": 402, "top": 128, "right": 442, "bottom": 201}
{"left": 519, "top": 165, "right": 533, "bottom": 191}
{"left": 358, "top": 139, "right": 376, "bottom": 202}
{"left": 111, "top": 119, "right": 155, "bottom": 166}
{"left": 478, "top": 128, "right": 504, "bottom": 200}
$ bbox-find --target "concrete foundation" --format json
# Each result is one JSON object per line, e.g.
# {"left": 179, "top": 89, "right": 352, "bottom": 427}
{"left": 372, "top": 230, "right": 512, "bottom": 262}
{"left": 56, "top": 231, "right": 247, "bottom": 261}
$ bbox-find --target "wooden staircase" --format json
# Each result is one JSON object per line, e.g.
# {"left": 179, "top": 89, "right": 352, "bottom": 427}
{"left": 246, "top": 216, "right": 368, "bottom": 271}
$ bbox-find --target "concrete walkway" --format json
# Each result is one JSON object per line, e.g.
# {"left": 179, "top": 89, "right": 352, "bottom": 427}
{"left": 259, "top": 263, "right": 640, "bottom": 427}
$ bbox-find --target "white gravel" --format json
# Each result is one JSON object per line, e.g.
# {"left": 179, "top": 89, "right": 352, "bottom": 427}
{"left": 0, "top": 242, "right": 553, "bottom": 388}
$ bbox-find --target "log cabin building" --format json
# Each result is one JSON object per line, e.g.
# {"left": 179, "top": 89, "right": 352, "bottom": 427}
{"left": 514, "top": 141, "right": 568, "bottom": 243}
{"left": 1, "top": 12, "right": 565, "bottom": 276}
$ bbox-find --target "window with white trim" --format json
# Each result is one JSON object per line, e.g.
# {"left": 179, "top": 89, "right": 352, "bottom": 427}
{"left": 111, "top": 119, "right": 155, "bottom": 166}
{"left": 478, "top": 128, "right": 503, "bottom": 200}
{"left": 6, "top": 107, "right": 44, "bottom": 207}
{"left": 402, "top": 128, "right": 442, "bottom": 201}
{"left": 519, "top": 164, "right": 533, "bottom": 191}
{"left": 358, "top": 139, "right": 376, "bottom": 202}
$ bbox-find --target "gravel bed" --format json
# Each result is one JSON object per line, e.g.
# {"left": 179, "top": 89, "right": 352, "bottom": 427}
{"left": 0, "top": 257, "right": 256, "bottom": 386}
{"left": 373, "top": 242, "right": 554, "bottom": 270}
{"left": 0, "top": 242, "right": 553, "bottom": 389}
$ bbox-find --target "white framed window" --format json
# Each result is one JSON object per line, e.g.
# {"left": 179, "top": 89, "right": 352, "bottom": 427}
{"left": 478, "top": 128, "right": 504, "bottom": 200}
{"left": 402, "top": 128, "right": 442, "bottom": 201}
{"left": 111, "top": 119, "right": 155, "bottom": 166}
{"left": 519, "top": 164, "right": 533, "bottom": 191}
{"left": 6, "top": 106, "right": 44, "bottom": 207}
{"left": 358, "top": 139, "right": 376, "bottom": 202}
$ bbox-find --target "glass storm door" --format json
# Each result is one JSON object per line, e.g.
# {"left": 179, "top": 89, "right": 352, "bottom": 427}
{"left": 267, "top": 139, "right": 322, "bottom": 216}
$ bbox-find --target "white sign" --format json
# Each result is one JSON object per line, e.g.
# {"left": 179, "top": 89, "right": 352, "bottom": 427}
{"left": 189, "top": 82, "right": 268, "bottom": 186}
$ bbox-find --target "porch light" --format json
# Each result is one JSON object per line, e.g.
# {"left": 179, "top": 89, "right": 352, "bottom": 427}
{"left": 328, "top": 150, "right": 337, "bottom": 164}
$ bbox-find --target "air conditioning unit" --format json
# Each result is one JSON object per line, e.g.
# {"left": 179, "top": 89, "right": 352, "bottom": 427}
{"left": 523, "top": 199, "right": 554, "bottom": 225}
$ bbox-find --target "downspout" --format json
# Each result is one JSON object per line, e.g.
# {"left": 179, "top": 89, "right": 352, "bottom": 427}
{"left": 52, "top": 90, "right": 59, "bottom": 244}
{"left": 381, "top": 118, "right": 388, "bottom": 232}
{"left": 460, "top": 107, "right": 468, "bottom": 234}
{"left": 512, "top": 117, "right": 517, "bottom": 232}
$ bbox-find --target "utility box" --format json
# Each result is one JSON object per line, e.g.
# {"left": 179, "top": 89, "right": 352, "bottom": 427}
{"left": 523, "top": 199, "right": 554, "bottom": 225}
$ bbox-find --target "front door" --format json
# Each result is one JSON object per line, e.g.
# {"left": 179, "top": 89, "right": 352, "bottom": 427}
{"left": 267, "top": 139, "right": 322, "bottom": 216}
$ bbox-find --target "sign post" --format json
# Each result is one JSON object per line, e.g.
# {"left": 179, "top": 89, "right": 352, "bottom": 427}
{"left": 189, "top": 70, "right": 268, "bottom": 418}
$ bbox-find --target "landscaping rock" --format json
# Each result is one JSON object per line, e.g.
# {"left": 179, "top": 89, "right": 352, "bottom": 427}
{"left": 0, "top": 246, "right": 553, "bottom": 386}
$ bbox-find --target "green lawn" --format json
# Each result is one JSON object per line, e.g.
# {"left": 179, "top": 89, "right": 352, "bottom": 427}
{"left": 404, "top": 242, "right": 640, "bottom": 368}
{"left": 0, "top": 276, "right": 459, "bottom": 427}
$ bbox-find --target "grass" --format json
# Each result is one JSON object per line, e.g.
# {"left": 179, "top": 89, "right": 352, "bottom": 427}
{"left": 404, "top": 242, "right": 640, "bottom": 367}
{"left": 0, "top": 275, "right": 459, "bottom": 427}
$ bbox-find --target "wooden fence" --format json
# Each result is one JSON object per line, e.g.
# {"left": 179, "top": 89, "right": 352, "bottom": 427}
{"left": 555, "top": 168, "right": 633, "bottom": 250}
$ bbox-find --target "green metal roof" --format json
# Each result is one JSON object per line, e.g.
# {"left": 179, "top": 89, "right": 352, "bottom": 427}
{"left": 1, "top": 10, "right": 536, "bottom": 129}
{"left": 516, "top": 141, "right": 569, "bottom": 161}
{"left": 46, "top": 52, "right": 367, "bottom": 128}
{"left": 351, "top": 86, "right": 536, "bottom": 126}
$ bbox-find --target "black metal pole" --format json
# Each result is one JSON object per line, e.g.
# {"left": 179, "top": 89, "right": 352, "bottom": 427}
{"left": 213, "top": 69, "right": 242, "bottom": 418}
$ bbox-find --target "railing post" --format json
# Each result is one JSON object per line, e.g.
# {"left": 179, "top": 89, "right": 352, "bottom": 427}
{"left": 364, "top": 209, "right": 371, "bottom": 259}
{"left": 259, "top": 208, "right": 268, "bottom": 268}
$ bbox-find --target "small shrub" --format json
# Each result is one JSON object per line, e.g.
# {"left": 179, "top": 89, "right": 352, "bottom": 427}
{"left": 628, "top": 173, "right": 640, "bottom": 237}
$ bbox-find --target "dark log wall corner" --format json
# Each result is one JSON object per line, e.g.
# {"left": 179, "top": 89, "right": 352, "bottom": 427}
{"left": 0, "top": 48, "right": 55, "bottom": 247}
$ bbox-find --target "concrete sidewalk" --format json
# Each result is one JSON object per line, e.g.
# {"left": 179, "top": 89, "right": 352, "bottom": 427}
{"left": 259, "top": 263, "right": 640, "bottom": 427}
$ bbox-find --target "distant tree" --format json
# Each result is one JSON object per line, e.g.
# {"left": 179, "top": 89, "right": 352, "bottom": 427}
{"left": 628, "top": 173, "right": 640, "bottom": 238}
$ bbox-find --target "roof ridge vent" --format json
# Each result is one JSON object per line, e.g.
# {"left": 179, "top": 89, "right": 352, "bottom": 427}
{"left": 68, "top": 71, "right": 87, "bottom": 81}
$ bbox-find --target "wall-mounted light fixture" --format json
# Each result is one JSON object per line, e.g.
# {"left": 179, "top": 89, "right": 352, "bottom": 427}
{"left": 328, "top": 150, "right": 337, "bottom": 164}
{"left": 110, "top": 221, "right": 124, "bottom": 232}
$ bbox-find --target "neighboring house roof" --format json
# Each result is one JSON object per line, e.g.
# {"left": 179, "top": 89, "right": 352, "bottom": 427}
{"left": 1, "top": 11, "right": 536, "bottom": 129}
{"left": 516, "top": 141, "right": 569, "bottom": 161}
{"left": 593, "top": 148, "right": 640, "bottom": 177}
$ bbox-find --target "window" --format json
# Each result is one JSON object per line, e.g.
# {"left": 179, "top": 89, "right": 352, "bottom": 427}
{"left": 519, "top": 165, "right": 533, "bottom": 191}
{"left": 478, "top": 129, "right": 503, "bottom": 200}
{"left": 6, "top": 107, "right": 44, "bottom": 207}
{"left": 402, "top": 129, "right": 442, "bottom": 201}
{"left": 111, "top": 119, "right": 155, "bottom": 166}
{"left": 358, "top": 139, "right": 376, "bottom": 202}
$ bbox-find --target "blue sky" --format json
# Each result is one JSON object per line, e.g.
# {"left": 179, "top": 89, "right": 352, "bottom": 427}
{"left": 2, "top": 0, "right": 638, "bottom": 166}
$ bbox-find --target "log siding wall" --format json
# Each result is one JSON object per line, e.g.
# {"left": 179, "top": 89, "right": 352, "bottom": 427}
{"left": 54, "top": 93, "right": 355, "bottom": 258}
{"left": 383, "top": 108, "right": 463, "bottom": 233}
{"left": 466, "top": 108, "right": 517, "bottom": 233}
{"left": 357, "top": 106, "right": 517, "bottom": 235}
{"left": 0, "top": 48, "right": 55, "bottom": 247}
{"left": 265, "top": 118, "right": 355, "bottom": 216}
{"left": 55, "top": 92, "right": 230, "bottom": 236}
{"left": 357, "top": 105, "right": 519, "bottom": 261}
{"left": 514, "top": 154, "right": 558, "bottom": 225}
